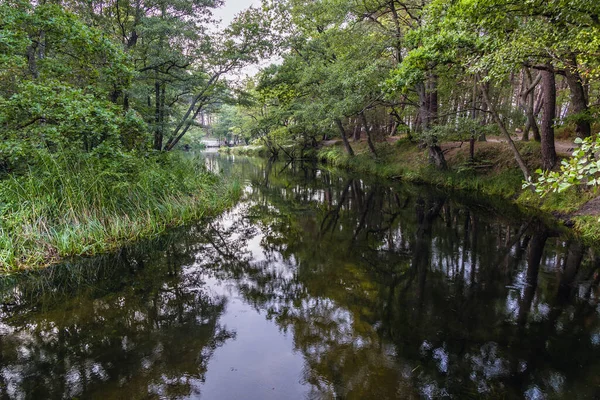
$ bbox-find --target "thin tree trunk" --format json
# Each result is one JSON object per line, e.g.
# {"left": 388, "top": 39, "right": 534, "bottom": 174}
{"left": 520, "top": 70, "right": 541, "bottom": 141}
{"left": 154, "top": 75, "right": 162, "bottom": 150}
{"left": 390, "top": 121, "right": 399, "bottom": 136}
{"left": 360, "top": 112, "right": 377, "bottom": 156}
{"left": 335, "top": 118, "right": 355, "bottom": 156}
{"left": 478, "top": 82, "right": 489, "bottom": 141}
{"left": 26, "top": 41, "right": 39, "bottom": 79}
{"left": 389, "top": 0, "right": 403, "bottom": 64}
{"left": 523, "top": 86, "right": 541, "bottom": 142}
{"left": 479, "top": 79, "right": 531, "bottom": 181}
{"left": 469, "top": 82, "right": 478, "bottom": 162}
{"left": 531, "top": 89, "right": 543, "bottom": 141}
{"left": 353, "top": 118, "right": 361, "bottom": 141}
{"left": 160, "top": 82, "right": 166, "bottom": 145}
{"left": 164, "top": 73, "right": 221, "bottom": 151}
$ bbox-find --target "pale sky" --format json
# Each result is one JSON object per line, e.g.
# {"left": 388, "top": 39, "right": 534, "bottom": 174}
{"left": 213, "top": 0, "right": 259, "bottom": 27}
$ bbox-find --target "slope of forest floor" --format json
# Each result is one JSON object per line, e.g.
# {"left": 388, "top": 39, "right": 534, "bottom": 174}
{"left": 222, "top": 138, "right": 600, "bottom": 242}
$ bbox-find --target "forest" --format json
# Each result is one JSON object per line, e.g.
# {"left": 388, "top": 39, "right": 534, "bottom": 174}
{"left": 219, "top": 0, "right": 600, "bottom": 183}
{"left": 1, "top": 0, "right": 600, "bottom": 270}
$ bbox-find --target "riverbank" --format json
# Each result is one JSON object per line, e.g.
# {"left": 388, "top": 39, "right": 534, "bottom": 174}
{"left": 221, "top": 139, "right": 600, "bottom": 242}
{"left": 0, "top": 151, "right": 240, "bottom": 272}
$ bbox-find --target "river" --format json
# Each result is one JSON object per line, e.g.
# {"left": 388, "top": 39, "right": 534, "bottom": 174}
{"left": 1, "top": 153, "right": 599, "bottom": 399}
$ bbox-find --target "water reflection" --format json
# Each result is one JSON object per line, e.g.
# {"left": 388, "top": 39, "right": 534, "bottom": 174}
{"left": 0, "top": 234, "right": 236, "bottom": 399}
{"left": 1, "top": 154, "right": 600, "bottom": 399}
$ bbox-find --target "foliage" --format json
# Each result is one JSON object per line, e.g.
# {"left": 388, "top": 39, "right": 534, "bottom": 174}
{"left": 530, "top": 134, "right": 600, "bottom": 195}
{"left": 423, "top": 118, "right": 497, "bottom": 145}
{"left": 310, "top": 141, "right": 524, "bottom": 198}
{"left": 0, "top": 1, "right": 141, "bottom": 166}
{"left": 0, "top": 0, "right": 269, "bottom": 269}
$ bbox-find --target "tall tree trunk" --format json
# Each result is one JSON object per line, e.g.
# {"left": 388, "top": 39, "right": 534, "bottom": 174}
{"left": 541, "top": 69, "right": 557, "bottom": 170}
{"left": 531, "top": 89, "right": 543, "bottom": 141}
{"left": 470, "top": 81, "right": 478, "bottom": 162}
{"left": 160, "top": 84, "right": 166, "bottom": 119}
{"left": 520, "top": 69, "right": 541, "bottom": 141}
{"left": 160, "top": 82, "right": 166, "bottom": 144}
{"left": 426, "top": 74, "right": 438, "bottom": 126}
{"left": 388, "top": 0, "right": 403, "bottom": 64}
{"left": 523, "top": 92, "right": 541, "bottom": 142}
{"left": 359, "top": 112, "right": 377, "bottom": 156}
{"left": 353, "top": 118, "right": 361, "bottom": 141}
{"left": 26, "top": 41, "right": 39, "bottom": 79}
{"left": 564, "top": 57, "right": 591, "bottom": 139}
{"left": 417, "top": 75, "right": 447, "bottom": 169}
{"left": 335, "top": 118, "right": 355, "bottom": 156}
{"left": 416, "top": 83, "right": 429, "bottom": 131}
{"left": 478, "top": 82, "right": 489, "bottom": 141}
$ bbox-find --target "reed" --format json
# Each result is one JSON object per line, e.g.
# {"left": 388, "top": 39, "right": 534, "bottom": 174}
{"left": 0, "top": 150, "right": 240, "bottom": 271}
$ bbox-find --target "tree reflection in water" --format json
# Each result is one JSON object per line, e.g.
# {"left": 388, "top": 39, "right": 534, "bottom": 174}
{"left": 0, "top": 234, "right": 236, "bottom": 399}
{"left": 1, "top": 154, "right": 600, "bottom": 399}
{"left": 215, "top": 156, "right": 600, "bottom": 399}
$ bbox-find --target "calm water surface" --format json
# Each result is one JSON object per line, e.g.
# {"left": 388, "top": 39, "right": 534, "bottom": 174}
{"left": 1, "top": 153, "right": 600, "bottom": 399}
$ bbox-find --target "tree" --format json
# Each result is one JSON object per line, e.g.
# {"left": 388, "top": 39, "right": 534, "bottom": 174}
{"left": 239, "top": 0, "right": 402, "bottom": 157}
{"left": 162, "top": 7, "right": 274, "bottom": 151}
{"left": 0, "top": 1, "right": 143, "bottom": 167}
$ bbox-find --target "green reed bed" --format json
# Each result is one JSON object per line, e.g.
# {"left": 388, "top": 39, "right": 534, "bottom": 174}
{"left": 0, "top": 150, "right": 240, "bottom": 271}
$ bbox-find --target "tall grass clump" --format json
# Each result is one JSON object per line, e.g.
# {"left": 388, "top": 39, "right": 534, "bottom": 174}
{"left": 0, "top": 149, "right": 240, "bottom": 271}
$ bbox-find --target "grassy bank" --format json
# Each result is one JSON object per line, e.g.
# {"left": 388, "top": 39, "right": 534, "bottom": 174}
{"left": 0, "top": 151, "right": 240, "bottom": 271}
{"left": 223, "top": 139, "right": 599, "bottom": 240}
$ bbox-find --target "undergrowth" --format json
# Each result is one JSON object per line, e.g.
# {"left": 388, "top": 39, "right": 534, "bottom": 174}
{"left": 316, "top": 143, "right": 525, "bottom": 197}
{"left": 573, "top": 216, "right": 600, "bottom": 243}
{"left": 0, "top": 150, "right": 240, "bottom": 271}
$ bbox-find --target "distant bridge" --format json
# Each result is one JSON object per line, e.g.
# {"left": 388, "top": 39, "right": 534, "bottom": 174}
{"left": 201, "top": 138, "right": 221, "bottom": 148}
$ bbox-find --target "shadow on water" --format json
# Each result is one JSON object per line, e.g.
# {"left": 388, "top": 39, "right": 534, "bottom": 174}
{"left": 1, "top": 153, "right": 600, "bottom": 399}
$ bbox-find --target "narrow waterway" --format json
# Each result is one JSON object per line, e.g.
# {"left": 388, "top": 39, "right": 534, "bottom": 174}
{"left": 1, "top": 153, "right": 600, "bottom": 399}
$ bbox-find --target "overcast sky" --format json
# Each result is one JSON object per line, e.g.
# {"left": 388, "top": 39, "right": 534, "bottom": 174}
{"left": 213, "top": 0, "right": 259, "bottom": 27}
